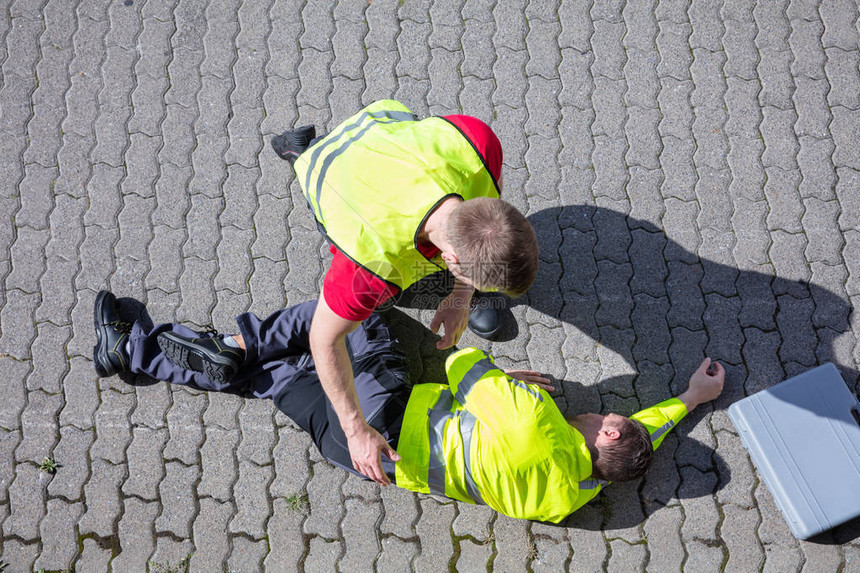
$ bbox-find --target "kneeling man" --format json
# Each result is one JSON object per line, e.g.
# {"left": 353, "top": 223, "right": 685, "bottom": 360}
{"left": 93, "top": 291, "right": 724, "bottom": 522}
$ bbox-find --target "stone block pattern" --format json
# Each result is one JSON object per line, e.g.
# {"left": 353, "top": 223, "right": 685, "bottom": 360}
{"left": 1, "top": 0, "right": 858, "bottom": 570}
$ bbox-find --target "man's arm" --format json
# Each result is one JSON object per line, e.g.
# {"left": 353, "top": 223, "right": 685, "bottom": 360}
{"left": 631, "top": 357, "right": 725, "bottom": 449}
{"left": 429, "top": 278, "right": 474, "bottom": 349}
{"left": 309, "top": 292, "right": 400, "bottom": 485}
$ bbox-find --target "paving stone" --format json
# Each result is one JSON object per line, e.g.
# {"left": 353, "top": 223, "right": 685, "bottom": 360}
{"left": 769, "top": 231, "right": 812, "bottom": 295}
{"left": 776, "top": 294, "right": 817, "bottom": 366}
{"left": 194, "top": 427, "right": 239, "bottom": 503}
{"left": 229, "top": 460, "right": 273, "bottom": 539}
{"left": 679, "top": 467, "right": 720, "bottom": 542}
{"left": 452, "top": 503, "right": 495, "bottom": 541}
{"left": 0, "top": 429, "right": 21, "bottom": 504}
{"left": 684, "top": 539, "right": 726, "bottom": 573}
{"left": 824, "top": 49, "right": 860, "bottom": 110}
{"left": 15, "top": 389, "right": 62, "bottom": 464}
{"left": 798, "top": 539, "right": 843, "bottom": 573}
{"left": 154, "top": 460, "right": 200, "bottom": 538}
{"left": 46, "top": 425, "right": 93, "bottom": 502}
{"left": 304, "top": 536, "right": 342, "bottom": 573}
{"left": 0, "top": 538, "right": 39, "bottom": 573}
{"left": 78, "top": 458, "right": 125, "bottom": 538}
{"left": 189, "top": 500, "right": 234, "bottom": 572}
{"left": 720, "top": 504, "right": 764, "bottom": 572}
{"left": 565, "top": 510, "right": 611, "bottom": 569}
{"left": 802, "top": 198, "right": 843, "bottom": 264}
{"left": 413, "top": 497, "right": 456, "bottom": 571}
{"left": 456, "top": 538, "right": 493, "bottom": 571}
{"left": 643, "top": 504, "right": 684, "bottom": 571}
{"left": 122, "top": 426, "right": 168, "bottom": 500}
{"left": 263, "top": 497, "right": 307, "bottom": 571}
{"left": 532, "top": 522, "right": 571, "bottom": 572}
{"left": 723, "top": 16, "right": 758, "bottom": 81}
{"left": 303, "top": 460, "right": 346, "bottom": 538}
{"left": 111, "top": 498, "right": 158, "bottom": 573}
{"left": 606, "top": 538, "right": 647, "bottom": 572}
{"left": 150, "top": 537, "right": 195, "bottom": 573}
{"left": 819, "top": 0, "right": 859, "bottom": 50}
{"left": 377, "top": 535, "right": 418, "bottom": 572}
{"left": 340, "top": 498, "right": 383, "bottom": 571}
{"left": 810, "top": 261, "right": 850, "bottom": 331}
{"left": 76, "top": 537, "right": 113, "bottom": 573}
{"left": 90, "top": 388, "right": 135, "bottom": 464}
{"left": 3, "top": 462, "right": 48, "bottom": 541}
{"left": 271, "top": 425, "right": 312, "bottom": 498}
{"left": 162, "top": 387, "right": 207, "bottom": 464}
{"left": 236, "top": 398, "right": 277, "bottom": 464}
{"left": 58, "top": 357, "right": 99, "bottom": 432}
{"left": 342, "top": 472, "right": 380, "bottom": 501}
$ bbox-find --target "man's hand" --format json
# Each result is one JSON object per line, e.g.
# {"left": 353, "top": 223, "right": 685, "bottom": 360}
{"left": 430, "top": 283, "right": 474, "bottom": 349}
{"left": 506, "top": 369, "right": 554, "bottom": 392}
{"left": 678, "top": 357, "right": 725, "bottom": 412}
{"left": 346, "top": 423, "right": 401, "bottom": 486}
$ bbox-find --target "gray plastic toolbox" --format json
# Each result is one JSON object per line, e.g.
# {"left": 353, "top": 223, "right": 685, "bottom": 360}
{"left": 728, "top": 363, "right": 860, "bottom": 539}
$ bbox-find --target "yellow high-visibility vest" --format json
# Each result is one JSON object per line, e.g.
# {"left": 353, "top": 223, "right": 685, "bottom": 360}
{"left": 294, "top": 100, "right": 500, "bottom": 291}
{"left": 395, "top": 347, "right": 689, "bottom": 522}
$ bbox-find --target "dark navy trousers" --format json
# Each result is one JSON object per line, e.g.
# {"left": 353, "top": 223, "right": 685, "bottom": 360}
{"left": 128, "top": 301, "right": 410, "bottom": 479}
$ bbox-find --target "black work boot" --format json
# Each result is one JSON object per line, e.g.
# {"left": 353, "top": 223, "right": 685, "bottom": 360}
{"left": 468, "top": 292, "right": 502, "bottom": 339}
{"left": 157, "top": 331, "right": 244, "bottom": 386}
{"left": 93, "top": 290, "right": 132, "bottom": 377}
{"left": 271, "top": 125, "right": 316, "bottom": 165}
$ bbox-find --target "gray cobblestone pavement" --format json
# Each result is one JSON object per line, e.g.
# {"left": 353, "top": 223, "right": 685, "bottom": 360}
{"left": 1, "top": 0, "right": 859, "bottom": 571}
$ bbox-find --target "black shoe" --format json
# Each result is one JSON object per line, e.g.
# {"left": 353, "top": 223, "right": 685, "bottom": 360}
{"left": 468, "top": 293, "right": 502, "bottom": 339}
{"left": 157, "top": 331, "right": 244, "bottom": 386}
{"left": 93, "top": 290, "right": 132, "bottom": 377}
{"left": 271, "top": 125, "right": 316, "bottom": 164}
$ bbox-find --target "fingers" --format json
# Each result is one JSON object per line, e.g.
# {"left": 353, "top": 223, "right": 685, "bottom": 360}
{"left": 700, "top": 357, "right": 725, "bottom": 379}
{"left": 429, "top": 311, "right": 442, "bottom": 334}
{"left": 436, "top": 332, "right": 453, "bottom": 350}
{"left": 383, "top": 446, "right": 401, "bottom": 462}
{"left": 357, "top": 454, "right": 389, "bottom": 486}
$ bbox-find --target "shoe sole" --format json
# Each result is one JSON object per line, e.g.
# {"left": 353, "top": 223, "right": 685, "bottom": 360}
{"left": 93, "top": 290, "right": 117, "bottom": 377}
{"left": 158, "top": 332, "right": 237, "bottom": 386}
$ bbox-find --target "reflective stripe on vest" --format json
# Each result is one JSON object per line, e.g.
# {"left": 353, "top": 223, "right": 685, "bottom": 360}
{"left": 426, "top": 390, "right": 485, "bottom": 504}
{"left": 457, "top": 410, "right": 485, "bottom": 504}
{"left": 302, "top": 108, "right": 417, "bottom": 224}
{"left": 427, "top": 391, "right": 453, "bottom": 496}
{"left": 578, "top": 478, "right": 609, "bottom": 490}
{"left": 650, "top": 420, "right": 674, "bottom": 444}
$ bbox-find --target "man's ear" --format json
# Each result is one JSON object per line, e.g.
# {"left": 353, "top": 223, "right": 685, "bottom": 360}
{"left": 601, "top": 428, "right": 621, "bottom": 441}
{"left": 441, "top": 251, "right": 459, "bottom": 266}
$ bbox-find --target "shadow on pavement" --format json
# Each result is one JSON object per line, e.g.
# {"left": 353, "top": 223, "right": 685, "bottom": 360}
{"left": 525, "top": 205, "right": 858, "bottom": 541}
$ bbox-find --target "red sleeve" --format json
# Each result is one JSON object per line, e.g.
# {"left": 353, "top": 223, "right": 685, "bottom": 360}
{"left": 323, "top": 245, "right": 399, "bottom": 322}
{"left": 442, "top": 114, "right": 503, "bottom": 184}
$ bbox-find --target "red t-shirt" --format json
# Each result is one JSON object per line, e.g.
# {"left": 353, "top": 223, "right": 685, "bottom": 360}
{"left": 323, "top": 114, "right": 503, "bottom": 321}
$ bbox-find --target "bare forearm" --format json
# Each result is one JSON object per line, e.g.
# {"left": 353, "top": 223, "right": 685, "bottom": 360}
{"left": 676, "top": 390, "right": 700, "bottom": 414}
{"left": 311, "top": 333, "right": 365, "bottom": 435}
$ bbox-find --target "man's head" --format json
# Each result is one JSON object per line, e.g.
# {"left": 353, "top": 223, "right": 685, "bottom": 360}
{"left": 442, "top": 197, "right": 539, "bottom": 297}
{"left": 569, "top": 413, "right": 653, "bottom": 482}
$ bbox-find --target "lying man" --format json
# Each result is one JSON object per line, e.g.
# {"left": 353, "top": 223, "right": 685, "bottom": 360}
{"left": 93, "top": 290, "right": 724, "bottom": 522}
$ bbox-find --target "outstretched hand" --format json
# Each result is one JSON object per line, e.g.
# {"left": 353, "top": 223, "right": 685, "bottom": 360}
{"left": 346, "top": 423, "right": 400, "bottom": 486}
{"left": 506, "top": 369, "right": 555, "bottom": 392}
{"left": 679, "top": 357, "right": 725, "bottom": 412}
